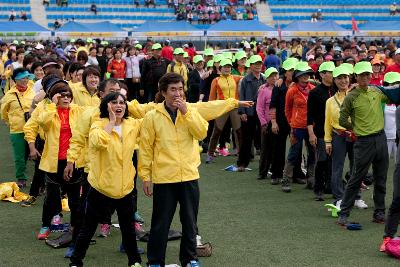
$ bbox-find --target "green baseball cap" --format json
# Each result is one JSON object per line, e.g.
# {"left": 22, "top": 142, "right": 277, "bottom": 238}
{"left": 294, "top": 61, "right": 313, "bottom": 78}
{"left": 135, "top": 44, "right": 142, "bottom": 49}
{"left": 264, "top": 67, "right": 278, "bottom": 78}
{"left": 86, "top": 38, "right": 93, "bottom": 43}
{"left": 245, "top": 61, "right": 250, "bottom": 68}
{"left": 206, "top": 60, "right": 214, "bottom": 68}
{"left": 333, "top": 66, "right": 350, "bottom": 78}
{"left": 354, "top": 61, "right": 373, "bottom": 75}
{"left": 193, "top": 55, "right": 204, "bottom": 64}
{"left": 214, "top": 54, "right": 224, "bottom": 63}
{"left": 341, "top": 63, "right": 354, "bottom": 75}
{"left": 152, "top": 43, "right": 162, "bottom": 50}
{"left": 12, "top": 40, "right": 18, "bottom": 45}
{"left": 183, "top": 52, "right": 189, "bottom": 58}
{"left": 318, "top": 61, "right": 335, "bottom": 72}
{"left": 223, "top": 52, "right": 233, "bottom": 60}
{"left": 20, "top": 41, "right": 25, "bottom": 45}
{"left": 248, "top": 55, "right": 263, "bottom": 64}
{"left": 384, "top": 72, "right": 400, "bottom": 84}
{"left": 204, "top": 48, "right": 214, "bottom": 56}
{"left": 220, "top": 58, "right": 233, "bottom": 67}
{"left": 235, "top": 50, "right": 247, "bottom": 61}
{"left": 282, "top": 57, "right": 299, "bottom": 71}
{"left": 70, "top": 38, "right": 76, "bottom": 43}
{"left": 173, "top": 48, "right": 185, "bottom": 55}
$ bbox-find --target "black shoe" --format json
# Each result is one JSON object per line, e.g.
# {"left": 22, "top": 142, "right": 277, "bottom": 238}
{"left": 257, "top": 175, "right": 267, "bottom": 180}
{"left": 337, "top": 214, "right": 348, "bottom": 226}
{"left": 373, "top": 211, "right": 385, "bottom": 224}
{"left": 17, "top": 179, "right": 26, "bottom": 188}
{"left": 281, "top": 179, "right": 291, "bottom": 193}
{"left": 271, "top": 178, "right": 279, "bottom": 185}
{"left": 293, "top": 178, "right": 306, "bottom": 184}
{"left": 314, "top": 192, "right": 324, "bottom": 201}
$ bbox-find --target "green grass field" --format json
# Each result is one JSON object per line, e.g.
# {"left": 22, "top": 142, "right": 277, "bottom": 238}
{"left": 0, "top": 121, "right": 399, "bottom": 267}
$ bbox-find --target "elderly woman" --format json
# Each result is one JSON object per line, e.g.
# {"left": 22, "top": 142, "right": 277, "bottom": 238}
{"left": 1, "top": 68, "right": 35, "bottom": 188}
{"left": 28, "top": 79, "right": 83, "bottom": 240}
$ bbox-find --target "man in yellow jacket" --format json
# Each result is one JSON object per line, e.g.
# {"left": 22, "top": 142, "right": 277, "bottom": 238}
{"left": 139, "top": 73, "right": 208, "bottom": 267}
{"left": 1, "top": 68, "right": 35, "bottom": 187}
{"left": 167, "top": 48, "right": 188, "bottom": 91}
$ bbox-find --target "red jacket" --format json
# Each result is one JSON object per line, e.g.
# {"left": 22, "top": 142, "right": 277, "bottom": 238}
{"left": 107, "top": 59, "right": 126, "bottom": 79}
{"left": 385, "top": 63, "right": 400, "bottom": 74}
{"left": 161, "top": 46, "right": 174, "bottom": 61}
{"left": 285, "top": 83, "right": 315, "bottom": 129}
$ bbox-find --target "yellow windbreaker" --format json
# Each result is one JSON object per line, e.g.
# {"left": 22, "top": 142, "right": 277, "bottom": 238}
{"left": 88, "top": 117, "right": 142, "bottom": 199}
{"left": 324, "top": 91, "right": 347, "bottom": 143}
{"left": 1, "top": 84, "right": 35, "bottom": 133}
{"left": 36, "top": 103, "right": 84, "bottom": 173}
{"left": 139, "top": 103, "right": 208, "bottom": 184}
{"left": 70, "top": 82, "right": 100, "bottom": 107}
{"left": 23, "top": 98, "right": 51, "bottom": 142}
{"left": 167, "top": 61, "right": 188, "bottom": 91}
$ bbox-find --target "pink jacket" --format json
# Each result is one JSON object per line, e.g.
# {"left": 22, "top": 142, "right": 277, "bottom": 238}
{"left": 256, "top": 84, "right": 273, "bottom": 127}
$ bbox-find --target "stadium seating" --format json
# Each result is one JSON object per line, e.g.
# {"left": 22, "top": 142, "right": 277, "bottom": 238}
{"left": 0, "top": 0, "right": 32, "bottom": 21}
{"left": 268, "top": 0, "right": 398, "bottom": 29}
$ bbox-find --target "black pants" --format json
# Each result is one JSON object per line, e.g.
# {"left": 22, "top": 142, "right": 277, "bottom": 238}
{"left": 259, "top": 123, "right": 274, "bottom": 177}
{"left": 147, "top": 180, "right": 199, "bottom": 267}
{"left": 125, "top": 78, "right": 141, "bottom": 102}
{"left": 71, "top": 172, "right": 90, "bottom": 244}
{"left": 340, "top": 131, "right": 388, "bottom": 217}
{"left": 42, "top": 160, "right": 81, "bottom": 227}
{"left": 314, "top": 138, "right": 332, "bottom": 194}
{"left": 71, "top": 188, "right": 141, "bottom": 267}
{"left": 237, "top": 115, "right": 258, "bottom": 168}
{"left": 144, "top": 85, "right": 157, "bottom": 103}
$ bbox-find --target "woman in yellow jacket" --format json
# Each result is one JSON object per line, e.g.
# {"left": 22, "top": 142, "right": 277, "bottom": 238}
{"left": 70, "top": 66, "right": 101, "bottom": 107}
{"left": 139, "top": 73, "right": 208, "bottom": 267}
{"left": 70, "top": 92, "right": 142, "bottom": 267}
{"left": 34, "top": 80, "right": 83, "bottom": 240}
{"left": 0, "top": 68, "right": 35, "bottom": 188}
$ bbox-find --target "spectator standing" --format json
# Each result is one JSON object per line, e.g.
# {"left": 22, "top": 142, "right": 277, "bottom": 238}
{"left": 188, "top": 55, "right": 205, "bottom": 103}
{"left": 307, "top": 61, "right": 335, "bottom": 201}
{"left": 370, "top": 58, "right": 384, "bottom": 86}
{"left": 390, "top": 2, "right": 397, "bottom": 15}
{"left": 167, "top": 48, "right": 188, "bottom": 91}
{"left": 140, "top": 43, "right": 170, "bottom": 102}
{"left": 237, "top": 55, "right": 266, "bottom": 171}
{"left": 385, "top": 48, "right": 400, "bottom": 73}
{"left": 264, "top": 48, "right": 281, "bottom": 70}
{"left": 107, "top": 50, "right": 126, "bottom": 81}
{"left": 337, "top": 62, "right": 391, "bottom": 226}
{"left": 161, "top": 40, "right": 174, "bottom": 61}
{"left": 124, "top": 45, "right": 145, "bottom": 101}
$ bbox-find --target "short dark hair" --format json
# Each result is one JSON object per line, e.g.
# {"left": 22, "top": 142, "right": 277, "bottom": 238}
{"left": 99, "top": 92, "right": 128, "bottom": 119}
{"left": 98, "top": 78, "right": 120, "bottom": 93}
{"left": 16, "top": 48, "right": 25, "bottom": 57}
{"left": 112, "top": 49, "right": 122, "bottom": 57}
{"left": 68, "top": 62, "right": 85, "bottom": 75}
{"left": 7, "top": 50, "right": 15, "bottom": 60}
{"left": 82, "top": 66, "right": 100, "bottom": 89}
{"left": 30, "top": 61, "right": 43, "bottom": 73}
{"left": 158, "top": 72, "right": 184, "bottom": 92}
{"left": 23, "top": 55, "right": 35, "bottom": 68}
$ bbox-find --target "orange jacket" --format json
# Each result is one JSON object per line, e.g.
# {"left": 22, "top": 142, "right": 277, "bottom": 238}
{"left": 285, "top": 83, "right": 315, "bottom": 129}
{"left": 209, "top": 75, "right": 241, "bottom": 101}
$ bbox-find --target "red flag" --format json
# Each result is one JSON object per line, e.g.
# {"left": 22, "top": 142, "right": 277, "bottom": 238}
{"left": 277, "top": 21, "right": 282, "bottom": 40}
{"left": 351, "top": 16, "right": 359, "bottom": 32}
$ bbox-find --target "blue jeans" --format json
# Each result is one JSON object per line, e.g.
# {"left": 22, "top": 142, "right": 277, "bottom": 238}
{"left": 287, "top": 128, "right": 315, "bottom": 168}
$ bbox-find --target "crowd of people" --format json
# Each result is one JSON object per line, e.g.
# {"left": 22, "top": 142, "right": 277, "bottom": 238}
{"left": 1, "top": 35, "right": 400, "bottom": 266}
{"left": 175, "top": 0, "right": 257, "bottom": 23}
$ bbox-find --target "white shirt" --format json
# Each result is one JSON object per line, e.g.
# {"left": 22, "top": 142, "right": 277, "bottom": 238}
{"left": 123, "top": 55, "right": 145, "bottom": 78}
{"left": 33, "top": 79, "right": 42, "bottom": 95}
{"left": 88, "top": 56, "right": 99, "bottom": 66}
{"left": 385, "top": 104, "right": 397, "bottom": 140}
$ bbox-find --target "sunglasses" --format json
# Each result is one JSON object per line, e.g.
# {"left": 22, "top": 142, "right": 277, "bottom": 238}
{"left": 60, "top": 92, "right": 72, "bottom": 98}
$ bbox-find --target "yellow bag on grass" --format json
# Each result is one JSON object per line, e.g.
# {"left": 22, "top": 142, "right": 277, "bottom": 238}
{"left": 0, "top": 182, "right": 29, "bottom": 202}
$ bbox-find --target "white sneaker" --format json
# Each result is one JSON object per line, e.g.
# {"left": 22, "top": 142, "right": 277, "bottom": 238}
{"left": 354, "top": 199, "right": 368, "bottom": 209}
{"left": 335, "top": 199, "right": 342, "bottom": 210}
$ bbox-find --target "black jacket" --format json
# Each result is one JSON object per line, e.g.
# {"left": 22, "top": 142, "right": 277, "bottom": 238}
{"left": 307, "top": 82, "right": 335, "bottom": 138}
{"left": 188, "top": 69, "right": 201, "bottom": 103}
{"left": 140, "top": 56, "right": 170, "bottom": 90}
{"left": 270, "top": 82, "right": 290, "bottom": 134}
